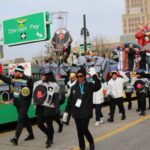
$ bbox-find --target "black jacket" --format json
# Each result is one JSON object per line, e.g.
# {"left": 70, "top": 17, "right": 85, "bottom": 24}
{"left": 0, "top": 74, "right": 33, "bottom": 106}
{"left": 66, "top": 75, "right": 101, "bottom": 119}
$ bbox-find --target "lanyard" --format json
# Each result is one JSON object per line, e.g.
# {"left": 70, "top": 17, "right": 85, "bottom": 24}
{"left": 79, "top": 84, "right": 84, "bottom": 95}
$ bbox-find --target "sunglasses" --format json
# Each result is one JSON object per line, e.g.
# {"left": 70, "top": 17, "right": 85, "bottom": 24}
{"left": 77, "top": 75, "right": 84, "bottom": 78}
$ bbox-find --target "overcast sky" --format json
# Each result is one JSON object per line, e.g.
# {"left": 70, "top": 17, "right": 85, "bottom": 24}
{"left": 0, "top": 0, "right": 125, "bottom": 61}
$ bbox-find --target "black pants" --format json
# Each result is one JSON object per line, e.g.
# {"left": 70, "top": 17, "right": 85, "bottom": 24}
{"left": 125, "top": 92, "right": 133, "bottom": 109}
{"left": 147, "top": 93, "right": 150, "bottom": 108}
{"left": 93, "top": 104, "right": 103, "bottom": 121}
{"left": 36, "top": 107, "right": 54, "bottom": 141}
{"left": 128, "top": 58, "right": 134, "bottom": 71}
{"left": 75, "top": 118, "right": 94, "bottom": 149}
{"left": 15, "top": 103, "right": 33, "bottom": 139}
{"left": 136, "top": 92, "right": 146, "bottom": 113}
{"left": 109, "top": 97, "right": 125, "bottom": 120}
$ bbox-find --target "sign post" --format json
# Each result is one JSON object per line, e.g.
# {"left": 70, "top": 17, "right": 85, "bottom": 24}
{"left": 80, "top": 43, "right": 92, "bottom": 51}
{"left": 3, "top": 12, "right": 50, "bottom": 46}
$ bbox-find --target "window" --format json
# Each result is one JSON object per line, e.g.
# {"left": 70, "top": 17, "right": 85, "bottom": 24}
{"left": 141, "top": 8, "right": 143, "bottom": 12}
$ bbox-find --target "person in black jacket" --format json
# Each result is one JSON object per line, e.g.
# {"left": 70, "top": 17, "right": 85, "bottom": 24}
{"left": 0, "top": 65, "right": 34, "bottom": 145}
{"left": 64, "top": 68, "right": 101, "bottom": 150}
{"left": 127, "top": 44, "right": 136, "bottom": 71}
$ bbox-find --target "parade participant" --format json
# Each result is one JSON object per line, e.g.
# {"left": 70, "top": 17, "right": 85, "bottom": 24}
{"left": 77, "top": 52, "right": 87, "bottom": 69}
{"left": 0, "top": 65, "right": 34, "bottom": 145}
{"left": 133, "top": 72, "right": 149, "bottom": 115}
{"left": 127, "top": 44, "right": 136, "bottom": 71}
{"left": 124, "top": 72, "right": 133, "bottom": 110}
{"left": 64, "top": 72, "right": 77, "bottom": 125}
{"left": 59, "top": 58, "right": 70, "bottom": 84}
{"left": 91, "top": 56, "right": 102, "bottom": 75}
{"left": 64, "top": 68, "right": 101, "bottom": 150}
{"left": 93, "top": 78, "right": 106, "bottom": 126}
{"left": 65, "top": 72, "right": 77, "bottom": 97}
{"left": 139, "top": 49, "right": 146, "bottom": 71}
{"left": 146, "top": 49, "right": 150, "bottom": 72}
{"left": 33, "top": 68, "right": 62, "bottom": 148}
{"left": 107, "top": 71, "right": 129, "bottom": 122}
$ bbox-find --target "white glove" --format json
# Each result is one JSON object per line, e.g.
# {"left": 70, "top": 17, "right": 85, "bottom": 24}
{"left": 87, "top": 67, "right": 96, "bottom": 76}
{"left": 62, "top": 112, "right": 69, "bottom": 123}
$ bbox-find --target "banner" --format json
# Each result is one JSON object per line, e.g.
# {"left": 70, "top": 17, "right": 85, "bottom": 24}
{"left": 8, "top": 62, "right": 31, "bottom": 76}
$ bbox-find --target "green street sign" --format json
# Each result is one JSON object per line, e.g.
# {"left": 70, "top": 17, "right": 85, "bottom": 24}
{"left": 3, "top": 12, "right": 50, "bottom": 46}
{"left": 80, "top": 43, "right": 92, "bottom": 51}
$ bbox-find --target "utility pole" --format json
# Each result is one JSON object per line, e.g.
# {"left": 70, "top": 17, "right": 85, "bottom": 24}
{"left": 83, "top": 14, "right": 87, "bottom": 53}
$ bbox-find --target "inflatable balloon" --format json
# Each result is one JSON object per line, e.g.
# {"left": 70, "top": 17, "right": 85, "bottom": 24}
{"left": 135, "top": 23, "right": 150, "bottom": 47}
{"left": 51, "top": 28, "right": 73, "bottom": 56}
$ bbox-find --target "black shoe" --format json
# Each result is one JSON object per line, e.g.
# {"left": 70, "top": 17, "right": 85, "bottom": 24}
{"left": 147, "top": 107, "right": 150, "bottom": 110}
{"left": 121, "top": 115, "right": 126, "bottom": 120}
{"left": 24, "top": 134, "right": 34, "bottom": 141}
{"left": 107, "top": 118, "right": 114, "bottom": 122}
{"left": 90, "top": 143, "right": 95, "bottom": 150}
{"left": 58, "top": 124, "right": 63, "bottom": 133}
{"left": 118, "top": 111, "right": 121, "bottom": 114}
{"left": 136, "top": 109, "right": 140, "bottom": 112}
{"left": 139, "top": 112, "right": 145, "bottom": 116}
{"left": 10, "top": 137, "right": 18, "bottom": 145}
{"left": 46, "top": 140, "right": 53, "bottom": 148}
{"left": 80, "top": 148, "right": 85, "bottom": 150}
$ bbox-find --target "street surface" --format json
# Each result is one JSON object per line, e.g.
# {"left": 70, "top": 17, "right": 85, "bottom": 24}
{"left": 0, "top": 100, "right": 150, "bottom": 150}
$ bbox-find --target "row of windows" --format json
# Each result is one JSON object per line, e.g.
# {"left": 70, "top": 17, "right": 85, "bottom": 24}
{"left": 124, "top": 28, "right": 138, "bottom": 34}
{"left": 124, "top": 21, "right": 146, "bottom": 28}
{"left": 124, "top": 16, "right": 145, "bottom": 24}
{"left": 126, "top": 0, "right": 147, "bottom": 8}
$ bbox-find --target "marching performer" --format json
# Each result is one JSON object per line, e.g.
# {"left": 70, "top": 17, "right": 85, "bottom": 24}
{"left": 0, "top": 65, "right": 34, "bottom": 145}
{"left": 63, "top": 68, "right": 101, "bottom": 150}
{"left": 133, "top": 72, "right": 150, "bottom": 115}
{"left": 33, "top": 66, "right": 62, "bottom": 148}
{"left": 124, "top": 72, "right": 134, "bottom": 110}
{"left": 107, "top": 71, "right": 129, "bottom": 122}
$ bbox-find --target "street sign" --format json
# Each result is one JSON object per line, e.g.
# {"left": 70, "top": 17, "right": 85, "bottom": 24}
{"left": 80, "top": 43, "right": 92, "bottom": 51}
{"left": 3, "top": 12, "right": 50, "bottom": 46}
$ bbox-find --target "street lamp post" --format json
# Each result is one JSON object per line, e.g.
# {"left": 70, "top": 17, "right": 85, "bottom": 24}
{"left": 83, "top": 14, "right": 87, "bottom": 53}
{"left": 80, "top": 14, "right": 90, "bottom": 53}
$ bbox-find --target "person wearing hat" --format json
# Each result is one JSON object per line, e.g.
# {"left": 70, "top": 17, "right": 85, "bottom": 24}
{"left": 33, "top": 66, "right": 63, "bottom": 148}
{"left": 64, "top": 68, "right": 101, "bottom": 150}
{"left": 0, "top": 65, "right": 34, "bottom": 145}
{"left": 107, "top": 71, "right": 129, "bottom": 122}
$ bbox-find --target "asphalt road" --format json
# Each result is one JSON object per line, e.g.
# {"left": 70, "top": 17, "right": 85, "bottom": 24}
{"left": 0, "top": 100, "right": 150, "bottom": 150}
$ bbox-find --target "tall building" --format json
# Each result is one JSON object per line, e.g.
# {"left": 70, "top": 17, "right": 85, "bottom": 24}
{"left": 122, "top": 0, "right": 150, "bottom": 35}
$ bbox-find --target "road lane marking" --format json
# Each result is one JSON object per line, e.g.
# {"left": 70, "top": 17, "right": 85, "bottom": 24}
{"left": 72, "top": 114, "right": 150, "bottom": 150}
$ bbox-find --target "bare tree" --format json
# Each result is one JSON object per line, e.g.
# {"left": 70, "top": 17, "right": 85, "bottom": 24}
{"left": 92, "top": 35, "right": 111, "bottom": 58}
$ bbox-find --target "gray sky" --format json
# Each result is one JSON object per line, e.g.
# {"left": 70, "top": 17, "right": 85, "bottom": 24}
{"left": 0, "top": 0, "right": 125, "bottom": 61}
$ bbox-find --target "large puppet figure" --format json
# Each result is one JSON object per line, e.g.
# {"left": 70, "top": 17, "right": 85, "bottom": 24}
{"left": 51, "top": 28, "right": 73, "bottom": 57}
{"left": 135, "top": 23, "right": 150, "bottom": 47}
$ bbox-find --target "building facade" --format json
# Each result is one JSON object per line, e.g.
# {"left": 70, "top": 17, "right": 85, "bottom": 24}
{"left": 122, "top": 0, "right": 150, "bottom": 35}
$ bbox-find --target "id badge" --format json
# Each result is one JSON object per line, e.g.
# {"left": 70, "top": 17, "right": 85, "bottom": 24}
{"left": 75, "top": 98, "right": 82, "bottom": 108}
